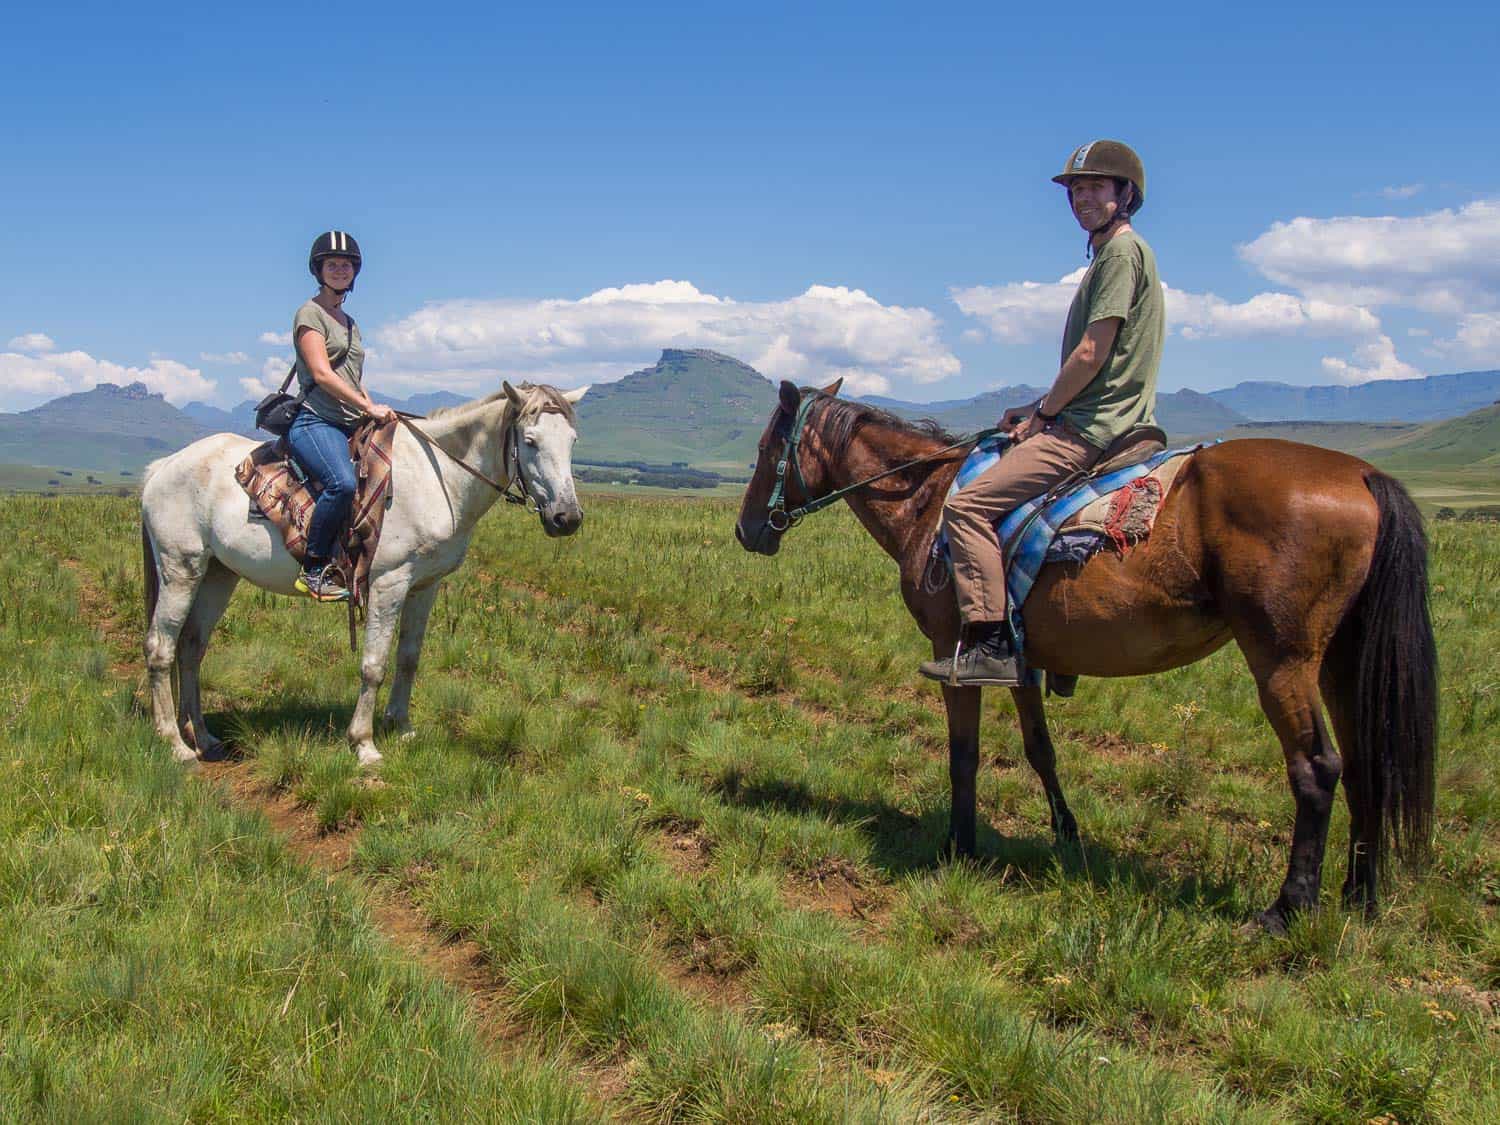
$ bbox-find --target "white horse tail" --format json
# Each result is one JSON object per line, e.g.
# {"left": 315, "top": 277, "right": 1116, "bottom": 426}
{"left": 140, "top": 521, "right": 178, "bottom": 699}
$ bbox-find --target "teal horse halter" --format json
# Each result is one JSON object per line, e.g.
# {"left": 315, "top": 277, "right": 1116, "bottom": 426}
{"left": 763, "top": 393, "right": 1003, "bottom": 532}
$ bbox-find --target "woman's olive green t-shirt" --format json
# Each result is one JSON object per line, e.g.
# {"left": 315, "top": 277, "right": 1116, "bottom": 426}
{"left": 293, "top": 300, "right": 366, "bottom": 427}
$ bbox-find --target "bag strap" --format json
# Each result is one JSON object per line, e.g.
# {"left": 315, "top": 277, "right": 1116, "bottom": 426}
{"left": 284, "top": 311, "right": 359, "bottom": 399}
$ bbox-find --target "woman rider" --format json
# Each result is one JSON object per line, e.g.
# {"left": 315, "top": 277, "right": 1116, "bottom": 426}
{"left": 285, "top": 230, "right": 397, "bottom": 602}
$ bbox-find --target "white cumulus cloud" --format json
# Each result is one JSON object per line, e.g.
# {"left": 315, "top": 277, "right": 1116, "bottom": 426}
{"left": 1165, "top": 288, "right": 1381, "bottom": 340}
{"left": 950, "top": 269, "right": 1085, "bottom": 344}
{"left": 1432, "top": 312, "right": 1500, "bottom": 368}
{"left": 200, "top": 350, "right": 251, "bottom": 364}
{"left": 1381, "top": 184, "right": 1425, "bottom": 200}
{"left": 6, "top": 333, "right": 55, "bottom": 353}
{"left": 259, "top": 330, "right": 292, "bottom": 346}
{"left": 371, "top": 279, "right": 959, "bottom": 396}
{"left": 1320, "top": 335, "right": 1422, "bottom": 383}
{"left": 1238, "top": 199, "right": 1500, "bottom": 315}
{"left": 952, "top": 273, "right": 1380, "bottom": 344}
{"left": 0, "top": 348, "right": 215, "bottom": 408}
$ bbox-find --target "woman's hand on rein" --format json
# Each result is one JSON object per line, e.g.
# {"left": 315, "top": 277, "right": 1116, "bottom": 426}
{"left": 367, "top": 402, "right": 397, "bottom": 425}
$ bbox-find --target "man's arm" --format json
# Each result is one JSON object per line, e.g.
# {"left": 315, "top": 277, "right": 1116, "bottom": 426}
{"left": 1012, "top": 317, "right": 1120, "bottom": 441}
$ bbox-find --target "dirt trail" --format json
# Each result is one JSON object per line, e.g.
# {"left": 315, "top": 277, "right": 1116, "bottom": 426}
{"left": 67, "top": 556, "right": 630, "bottom": 1109}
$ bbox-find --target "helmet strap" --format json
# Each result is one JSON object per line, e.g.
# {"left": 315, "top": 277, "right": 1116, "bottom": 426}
{"left": 1083, "top": 183, "right": 1133, "bottom": 258}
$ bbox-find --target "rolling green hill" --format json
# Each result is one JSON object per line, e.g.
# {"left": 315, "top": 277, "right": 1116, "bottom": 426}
{"left": 1377, "top": 402, "right": 1500, "bottom": 468}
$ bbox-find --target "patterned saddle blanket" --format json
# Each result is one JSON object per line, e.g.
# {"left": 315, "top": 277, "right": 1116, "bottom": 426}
{"left": 233, "top": 420, "right": 399, "bottom": 610}
{"left": 932, "top": 434, "right": 1201, "bottom": 615}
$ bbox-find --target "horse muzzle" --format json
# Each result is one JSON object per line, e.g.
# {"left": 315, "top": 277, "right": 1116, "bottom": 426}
{"left": 541, "top": 506, "right": 583, "bottom": 537}
{"left": 734, "top": 518, "right": 781, "bottom": 556}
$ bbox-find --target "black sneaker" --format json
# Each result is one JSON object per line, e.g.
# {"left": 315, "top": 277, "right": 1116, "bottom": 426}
{"left": 919, "top": 626, "right": 1024, "bottom": 686}
{"left": 295, "top": 565, "right": 351, "bottom": 603}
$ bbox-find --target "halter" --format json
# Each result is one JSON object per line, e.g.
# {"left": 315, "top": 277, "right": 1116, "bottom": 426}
{"left": 763, "top": 393, "right": 1002, "bottom": 533}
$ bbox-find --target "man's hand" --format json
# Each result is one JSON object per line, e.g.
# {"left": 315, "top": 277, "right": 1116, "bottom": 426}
{"left": 1010, "top": 408, "right": 1047, "bottom": 443}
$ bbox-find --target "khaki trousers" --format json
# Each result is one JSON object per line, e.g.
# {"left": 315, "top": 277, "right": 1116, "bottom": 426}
{"left": 942, "top": 424, "right": 1102, "bottom": 623}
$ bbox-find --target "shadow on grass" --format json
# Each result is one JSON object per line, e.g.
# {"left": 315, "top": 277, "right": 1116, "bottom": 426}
{"left": 716, "top": 770, "right": 1249, "bottom": 918}
{"left": 206, "top": 701, "right": 357, "bottom": 749}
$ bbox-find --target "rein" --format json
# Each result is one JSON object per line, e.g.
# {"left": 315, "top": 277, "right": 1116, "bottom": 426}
{"left": 395, "top": 411, "right": 535, "bottom": 511}
{"left": 765, "top": 394, "right": 1003, "bottom": 532}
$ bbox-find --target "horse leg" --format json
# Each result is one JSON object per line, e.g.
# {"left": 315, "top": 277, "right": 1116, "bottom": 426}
{"left": 144, "top": 557, "right": 206, "bottom": 763}
{"left": 1320, "top": 686, "right": 1376, "bottom": 913}
{"left": 382, "top": 581, "right": 439, "bottom": 737}
{"left": 348, "top": 577, "right": 408, "bottom": 767}
{"left": 1010, "top": 684, "right": 1078, "bottom": 844}
{"left": 1252, "top": 659, "right": 1342, "bottom": 933}
{"left": 176, "top": 561, "right": 240, "bottom": 761}
{"left": 941, "top": 681, "right": 982, "bottom": 858}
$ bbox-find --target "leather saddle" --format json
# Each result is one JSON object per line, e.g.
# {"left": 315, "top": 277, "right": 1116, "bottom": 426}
{"left": 1089, "top": 423, "right": 1168, "bottom": 477}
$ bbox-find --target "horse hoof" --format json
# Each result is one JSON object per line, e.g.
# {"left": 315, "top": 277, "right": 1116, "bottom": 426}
{"left": 356, "top": 746, "right": 384, "bottom": 768}
{"left": 198, "top": 739, "right": 234, "bottom": 763}
{"left": 1253, "top": 908, "right": 1290, "bottom": 936}
{"left": 398, "top": 728, "right": 417, "bottom": 742}
{"left": 172, "top": 744, "right": 200, "bottom": 764}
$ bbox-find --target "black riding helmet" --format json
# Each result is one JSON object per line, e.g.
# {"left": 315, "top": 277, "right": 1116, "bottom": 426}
{"left": 309, "top": 230, "right": 362, "bottom": 293}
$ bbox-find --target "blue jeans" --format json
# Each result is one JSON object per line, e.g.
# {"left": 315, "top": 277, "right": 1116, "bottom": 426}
{"left": 286, "top": 410, "right": 357, "bottom": 564}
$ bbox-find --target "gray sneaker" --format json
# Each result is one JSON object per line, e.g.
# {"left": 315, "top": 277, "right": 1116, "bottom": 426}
{"left": 919, "top": 630, "right": 1024, "bottom": 687}
{"left": 295, "top": 565, "right": 350, "bottom": 603}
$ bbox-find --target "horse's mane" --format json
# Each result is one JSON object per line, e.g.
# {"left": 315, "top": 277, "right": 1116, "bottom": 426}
{"left": 428, "top": 382, "right": 577, "bottom": 426}
{"left": 808, "top": 394, "right": 958, "bottom": 462}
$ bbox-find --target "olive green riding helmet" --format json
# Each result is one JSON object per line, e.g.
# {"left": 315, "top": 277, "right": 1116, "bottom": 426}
{"left": 1052, "top": 140, "right": 1145, "bottom": 215}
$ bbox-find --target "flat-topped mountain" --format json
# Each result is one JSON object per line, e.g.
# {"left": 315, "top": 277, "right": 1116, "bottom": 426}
{"left": 575, "top": 349, "right": 775, "bottom": 469}
{"left": 0, "top": 382, "right": 211, "bottom": 473}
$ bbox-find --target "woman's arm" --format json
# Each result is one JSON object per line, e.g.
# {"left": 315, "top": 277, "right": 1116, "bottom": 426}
{"left": 295, "top": 327, "right": 395, "bottom": 423}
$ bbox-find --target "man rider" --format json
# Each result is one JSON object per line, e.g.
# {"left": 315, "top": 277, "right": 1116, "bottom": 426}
{"left": 920, "top": 140, "right": 1165, "bottom": 686}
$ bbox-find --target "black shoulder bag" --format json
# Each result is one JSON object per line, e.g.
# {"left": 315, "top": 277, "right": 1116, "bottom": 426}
{"left": 254, "top": 314, "right": 357, "bottom": 436}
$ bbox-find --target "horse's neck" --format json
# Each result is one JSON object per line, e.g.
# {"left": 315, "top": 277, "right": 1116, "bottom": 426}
{"left": 412, "top": 400, "right": 514, "bottom": 529}
{"left": 822, "top": 426, "right": 960, "bottom": 568}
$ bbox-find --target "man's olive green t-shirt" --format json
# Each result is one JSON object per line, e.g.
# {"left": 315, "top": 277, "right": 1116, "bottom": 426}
{"left": 1057, "top": 230, "right": 1164, "bottom": 449}
{"left": 293, "top": 300, "right": 366, "bottom": 428}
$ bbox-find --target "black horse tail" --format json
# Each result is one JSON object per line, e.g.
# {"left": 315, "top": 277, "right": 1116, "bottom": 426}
{"left": 1328, "top": 470, "right": 1438, "bottom": 887}
{"left": 143, "top": 521, "right": 159, "bottom": 630}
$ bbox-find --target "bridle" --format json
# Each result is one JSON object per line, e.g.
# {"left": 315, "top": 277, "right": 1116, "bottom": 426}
{"left": 396, "top": 409, "right": 538, "bottom": 511}
{"left": 761, "top": 393, "right": 1002, "bottom": 533}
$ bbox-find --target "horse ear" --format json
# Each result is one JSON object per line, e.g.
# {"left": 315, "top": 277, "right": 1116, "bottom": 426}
{"left": 778, "top": 380, "right": 801, "bottom": 415}
{"left": 502, "top": 381, "right": 523, "bottom": 406}
{"left": 820, "top": 377, "right": 843, "bottom": 397}
{"left": 561, "top": 384, "right": 589, "bottom": 404}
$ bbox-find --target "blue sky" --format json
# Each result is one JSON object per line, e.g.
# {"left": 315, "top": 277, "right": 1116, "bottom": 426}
{"left": 2, "top": 1, "right": 1496, "bottom": 410}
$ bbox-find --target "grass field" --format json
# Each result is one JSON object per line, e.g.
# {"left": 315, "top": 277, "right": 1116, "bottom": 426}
{"left": 3, "top": 490, "right": 1498, "bottom": 1121}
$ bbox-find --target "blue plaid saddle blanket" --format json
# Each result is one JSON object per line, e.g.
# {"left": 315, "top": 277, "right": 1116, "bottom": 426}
{"left": 935, "top": 434, "right": 1199, "bottom": 612}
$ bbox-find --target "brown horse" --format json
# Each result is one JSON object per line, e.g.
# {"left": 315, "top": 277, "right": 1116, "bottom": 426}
{"left": 735, "top": 380, "right": 1437, "bottom": 931}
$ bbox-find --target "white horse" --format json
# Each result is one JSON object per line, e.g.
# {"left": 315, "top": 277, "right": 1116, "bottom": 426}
{"left": 141, "top": 381, "right": 586, "bottom": 766}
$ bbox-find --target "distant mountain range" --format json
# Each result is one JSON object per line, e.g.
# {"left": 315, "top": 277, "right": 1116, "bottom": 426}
{"left": 1208, "top": 369, "right": 1500, "bottom": 422}
{"left": 2, "top": 354, "right": 1498, "bottom": 481}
